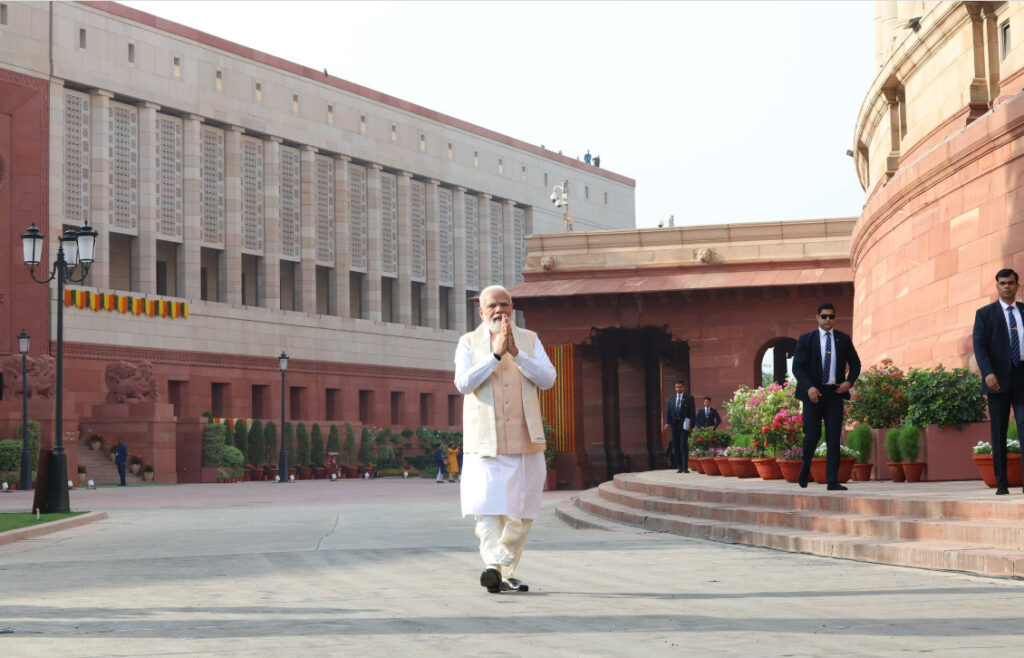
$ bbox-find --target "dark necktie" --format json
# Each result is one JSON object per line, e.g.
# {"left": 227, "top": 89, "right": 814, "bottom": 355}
{"left": 822, "top": 332, "right": 832, "bottom": 383}
{"left": 1009, "top": 307, "right": 1021, "bottom": 367}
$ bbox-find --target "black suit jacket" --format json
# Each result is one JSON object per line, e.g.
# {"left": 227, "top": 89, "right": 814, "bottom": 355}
{"left": 665, "top": 393, "right": 696, "bottom": 430}
{"left": 973, "top": 300, "right": 1024, "bottom": 394}
{"left": 695, "top": 407, "right": 721, "bottom": 429}
{"left": 791, "top": 328, "right": 861, "bottom": 403}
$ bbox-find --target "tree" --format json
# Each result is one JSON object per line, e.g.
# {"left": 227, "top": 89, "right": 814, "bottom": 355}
{"left": 247, "top": 419, "right": 265, "bottom": 467}
{"left": 264, "top": 421, "right": 278, "bottom": 466}
{"left": 283, "top": 422, "right": 295, "bottom": 466}
{"left": 234, "top": 418, "right": 249, "bottom": 461}
{"left": 326, "top": 424, "right": 341, "bottom": 456}
{"left": 296, "top": 422, "right": 310, "bottom": 466}
{"left": 311, "top": 423, "right": 325, "bottom": 467}
{"left": 358, "top": 426, "right": 374, "bottom": 465}
{"left": 222, "top": 418, "right": 234, "bottom": 447}
{"left": 343, "top": 423, "right": 357, "bottom": 466}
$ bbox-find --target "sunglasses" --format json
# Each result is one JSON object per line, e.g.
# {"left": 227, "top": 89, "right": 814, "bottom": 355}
{"left": 819, "top": 314, "right": 835, "bottom": 319}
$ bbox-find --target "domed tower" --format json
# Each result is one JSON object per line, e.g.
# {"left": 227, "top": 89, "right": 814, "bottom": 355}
{"left": 852, "top": 1, "right": 1024, "bottom": 369}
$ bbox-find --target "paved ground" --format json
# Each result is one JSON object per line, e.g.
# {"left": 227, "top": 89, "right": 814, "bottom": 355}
{"left": 2, "top": 478, "right": 1024, "bottom": 657}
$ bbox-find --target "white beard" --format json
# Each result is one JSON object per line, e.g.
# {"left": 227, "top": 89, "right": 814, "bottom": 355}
{"left": 486, "top": 316, "right": 504, "bottom": 334}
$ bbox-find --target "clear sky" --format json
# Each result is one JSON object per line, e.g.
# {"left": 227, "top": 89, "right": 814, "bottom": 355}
{"left": 122, "top": 1, "right": 876, "bottom": 229}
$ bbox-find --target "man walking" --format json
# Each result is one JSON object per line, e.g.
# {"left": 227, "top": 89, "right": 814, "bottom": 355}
{"left": 696, "top": 397, "right": 722, "bottom": 430}
{"left": 663, "top": 381, "right": 696, "bottom": 473}
{"left": 115, "top": 437, "right": 128, "bottom": 486}
{"left": 792, "top": 302, "right": 861, "bottom": 490}
{"left": 972, "top": 268, "right": 1024, "bottom": 495}
{"left": 454, "top": 285, "right": 556, "bottom": 594}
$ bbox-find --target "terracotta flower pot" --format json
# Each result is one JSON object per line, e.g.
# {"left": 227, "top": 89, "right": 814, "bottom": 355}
{"left": 838, "top": 457, "right": 856, "bottom": 483}
{"left": 902, "top": 462, "right": 925, "bottom": 482}
{"left": 777, "top": 458, "right": 803, "bottom": 483}
{"left": 851, "top": 463, "right": 874, "bottom": 481}
{"left": 728, "top": 457, "right": 759, "bottom": 478}
{"left": 714, "top": 456, "right": 735, "bottom": 476}
{"left": 752, "top": 457, "right": 782, "bottom": 480}
{"left": 810, "top": 457, "right": 827, "bottom": 484}
{"left": 887, "top": 461, "right": 905, "bottom": 482}
{"left": 702, "top": 457, "right": 721, "bottom": 476}
{"left": 690, "top": 457, "right": 704, "bottom": 474}
{"left": 972, "top": 454, "right": 1024, "bottom": 487}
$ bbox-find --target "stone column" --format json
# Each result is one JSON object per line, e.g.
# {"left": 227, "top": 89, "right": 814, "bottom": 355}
{"left": 453, "top": 187, "right": 468, "bottom": 334}
{"left": 333, "top": 155, "right": 351, "bottom": 318}
{"left": 396, "top": 171, "right": 413, "bottom": 325}
{"left": 299, "top": 145, "right": 318, "bottom": 313}
{"left": 180, "top": 114, "right": 203, "bottom": 300}
{"left": 223, "top": 125, "right": 244, "bottom": 305}
{"left": 365, "top": 163, "right": 383, "bottom": 321}
{"left": 425, "top": 179, "right": 441, "bottom": 329}
{"left": 477, "top": 193, "right": 492, "bottom": 288}
{"left": 263, "top": 136, "right": 283, "bottom": 310}
{"left": 135, "top": 102, "right": 160, "bottom": 295}
{"left": 88, "top": 88, "right": 114, "bottom": 289}
{"left": 502, "top": 199, "right": 516, "bottom": 287}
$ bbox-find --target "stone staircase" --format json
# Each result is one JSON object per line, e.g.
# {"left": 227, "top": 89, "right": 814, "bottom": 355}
{"left": 75, "top": 440, "right": 124, "bottom": 486}
{"left": 556, "top": 472, "right": 1024, "bottom": 579}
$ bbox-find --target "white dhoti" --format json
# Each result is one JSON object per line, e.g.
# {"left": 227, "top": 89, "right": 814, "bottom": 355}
{"left": 461, "top": 452, "right": 546, "bottom": 577}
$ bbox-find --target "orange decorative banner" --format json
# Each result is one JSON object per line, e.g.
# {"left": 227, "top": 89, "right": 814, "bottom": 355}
{"left": 63, "top": 289, "right": 190, "bottom": 320}
{"left": 540, "top": 344, "right": 575, "bottom": 453}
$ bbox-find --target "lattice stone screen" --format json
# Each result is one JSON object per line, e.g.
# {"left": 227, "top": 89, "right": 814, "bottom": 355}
{"left": 279, "top": 145, "right": 300, "bottom": 260}
{"left": 438, "top": 187, "right": 454, "bottom": 287}
{"left": 63, "top": 90, "right": 90, "bottom": 225}
{"left": 514, "top": 206, "right": 526, "bottom": 283}
{"left": 241, "top": 136, "right": 264, "bottom": 253}
{"left": 380, "top": 171, "right": 398, "bottom": 277}
{"left": 108, "top": 101, "right": 138, "bottom": 233}
{"left": 410, "top": 179, "right": 426, "bottom": 282}
{"left": 155, "top": 113, "right": 183, "bottom": 240}
{"left": 200, "top": 125, "right": 225, "bottom": 247}
{"left": 349, "top": 164, "right": 367, "bottom": 272}
{"left": 489, "top": 200, "right": 503, "bottom": 284}
{"left": 315, "top": 155, "right": 335, "bottom": 265}
{"left": 464, "top": 195, "right": 478, "bottom": 290}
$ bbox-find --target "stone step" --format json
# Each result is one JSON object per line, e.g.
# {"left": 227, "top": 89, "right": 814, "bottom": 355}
{"left": 76, "top": 441, "right": 126, "bottom": 485}
{"left": 598, "top": 481, "right": 1024, "bottom": 550}
{"left": 573, "top": 488, "right": 1024, "bottom": 578}
{"left": 612, "top": 473, "right": 1024, "bottom": 523}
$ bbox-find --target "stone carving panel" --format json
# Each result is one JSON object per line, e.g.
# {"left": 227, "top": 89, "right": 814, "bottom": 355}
{"left": 279, "top": 145, "right": 300, "bottom": 260}
{"left": 105, "top": 360, "right": 159, "bottom": 403}
{"left": 349, "top": 164, "right": 367, "bottom": 272}
{"left": 380, "top": 171, "right": 398, "bottom": 277}
{"left": 200, "top": 125, "right": 225, "bottom": 247}
{"left": 315, "top": 154, "right": 335, "bottom": 265}
{"left": 490, "top": 200, "right": 503, "bottom": 284}
{"left": 464, "top": 195, "right": 478, "bottom": 290}
{"left": 2, "top": 354, "right": 55, "bottom": 400}
{"left": 241, "top": 136, "right": 264, "bottom": 253}
{"left": 63, "top": 90, "right": 90, "bottom": 225}
{"left": 410, "top": 179, "right": 426, "bottom": 282}
{"left": 514, "top": 206, "right": 526, "bottom": 283}
{"left": 108, "top": 101, "right": 138, "bottom": 233}
{"left": 156, "top": 113, "right": 183, "bottom": 239}
{"left": 438, "top": 187, "right": 454, "bottom": 287}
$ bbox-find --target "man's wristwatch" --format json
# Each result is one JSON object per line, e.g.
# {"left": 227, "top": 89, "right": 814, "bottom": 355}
{"left": 493, "top": 352, "right": 501, "bottom": 361}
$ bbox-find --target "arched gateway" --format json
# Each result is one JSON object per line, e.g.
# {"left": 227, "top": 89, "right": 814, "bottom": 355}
{"left": 510, "top": 219, "right": 856, "bottom": 489}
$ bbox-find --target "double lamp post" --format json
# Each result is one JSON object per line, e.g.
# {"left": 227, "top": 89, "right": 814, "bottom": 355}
{"left": 20, "top": 221, "right": 98, "bottom": 513}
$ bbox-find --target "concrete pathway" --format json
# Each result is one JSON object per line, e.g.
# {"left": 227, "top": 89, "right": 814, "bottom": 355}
{"left": 1, "top": 479, "right": 1023, "bottom": 656}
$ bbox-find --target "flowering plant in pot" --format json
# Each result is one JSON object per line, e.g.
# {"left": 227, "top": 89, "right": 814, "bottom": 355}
{"left": 776, "top": 446, "right": 804, "bottom": 482}
{"left": 905, "top": 366, "right": 986, "bottom": 429}
{"left": 811, "top": 442, "right": 857, "bottom": 483}
{"left": 847, "top": 359, "right": 908, "bottom": 429}
{"left": 971, "top": 439, "right": 1022, "bottom": 487}
{"left": 142, "top": 462, "right": 155, "bottom": 482}
{"left": 755, "top": 408, "right": 803, "bottom": 458}
{"left": 727, "top": 445, "right": 759, "bottom": 478}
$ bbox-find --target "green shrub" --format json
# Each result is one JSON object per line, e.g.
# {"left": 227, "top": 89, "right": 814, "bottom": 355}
{"left": 201, "top": 411, "right": 214, "bottom": 424}
{"left": 233, "top": 419, "right": 248, "bottom": 460}
{"left": 847, "top": 359, "right": 908, "bottom": 429}
{"left": 730, "top": 433, "right": 753, "bottom": 448}
{"left": 899, "top": 425, "right": 921, "bottom": 462}
{"left": 543, "top": 420, "right": 555, "bottom": 469}
{"left": 222, "top": 418, "right": 234, "bottom": 447}
{"left": 1010, "top": 423, "right": 1020, "bottom": 441}
{"left": 905, "top": 366, "right": 987, "bottom": 429}
{"left": 845, "top": 424, "right": 873, "bottom": 464}
{"left": 283, "top": 422, "right": 295, "bottom": 465}
{"left": 359, "top": 427, "right": 374, "bottom": 464}
{"left": 884, "top": 428, "right": 902, "bottom": 462}
{"left": 296, "top": 423, "right": 310, "bottom": 466}
{"left": 311, "top": 423, "right": 324, "bottom": 467}
{"left": 264, "top": 421, "right": 278, "bottom": 466}
{"left": 202, "top": 423, "right": 231, "bottom": 467}
{"left": 247, "top": 420, "right": 265, "bottom": 467}
{"left": 0, "top": 422, "right": 41, "bottom": 470}
{"left": 326, "top": 424, "right": 341, "bottom": 456}
{"left": 343, "top": 423, "right": 358, "bottom": 465}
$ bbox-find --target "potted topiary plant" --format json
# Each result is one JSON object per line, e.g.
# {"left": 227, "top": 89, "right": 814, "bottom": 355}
{"left": 142, "top": 463, "right": 155, "bottom": 482}
{"left": 884, "top": 428, "right": 904, "bottom": 482}
{"left": 77, "top": 463, "right": 87, "bottom": 485}
{"left": 129, "top": 454, "right": 143, "bottom": 475}
{"left": 846, "top": 424, "right": 874, "bottom": 481}
{"left": 899, "top": 425, "right": 924, "bottom": 482}
{"left": 89, "top": 432, "right": 103, "bottom": 452}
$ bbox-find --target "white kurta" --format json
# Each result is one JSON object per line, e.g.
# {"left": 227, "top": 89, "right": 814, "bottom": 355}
{"left": 460, "top": 452, "right": 546, "bottom": 519}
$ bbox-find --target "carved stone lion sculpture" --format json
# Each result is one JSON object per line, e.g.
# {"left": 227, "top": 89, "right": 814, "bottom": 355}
{"left": 2, "top": 354, "right": 56, "bottom": 399}
{"left": 105, "top": 360, "right": 159, "bottom": 403}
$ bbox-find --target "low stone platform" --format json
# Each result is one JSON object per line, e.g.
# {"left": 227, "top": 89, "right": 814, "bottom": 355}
{"left": 557, "top": 470, "right": 1024, "bottom": 579}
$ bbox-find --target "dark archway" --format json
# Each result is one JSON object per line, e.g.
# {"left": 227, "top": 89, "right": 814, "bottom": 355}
{"left": 753, "top": 337, "right": 797, "bottom": 386}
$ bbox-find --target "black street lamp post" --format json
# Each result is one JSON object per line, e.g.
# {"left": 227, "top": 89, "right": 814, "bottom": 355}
{"left": 21, "top": 221, "right": 98, "bottom": 513}
{"left": 279, "top": 352, "right": 289, "bottom": 483}
{"left": 18, "top": 330, "right": 31, "bottom": 492}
